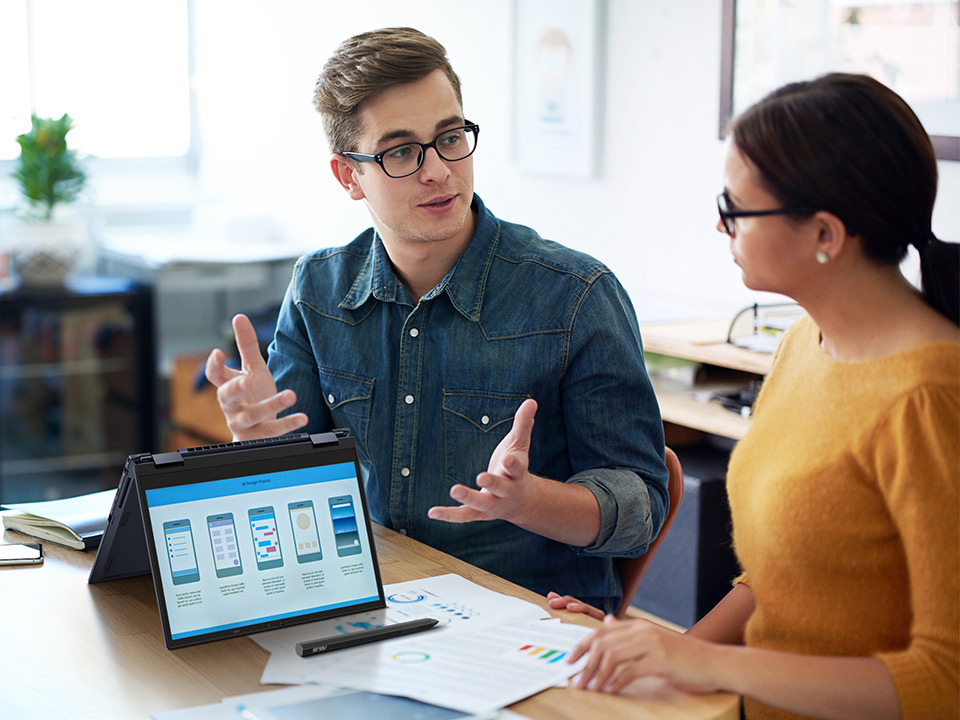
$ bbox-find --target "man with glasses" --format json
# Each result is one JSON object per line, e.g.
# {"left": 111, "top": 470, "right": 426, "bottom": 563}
{"left": 206, "top": 27, "right": 667, "bottom": 613}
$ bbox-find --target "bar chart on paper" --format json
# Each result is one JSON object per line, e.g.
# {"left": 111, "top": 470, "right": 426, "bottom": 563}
{"left": 519, "top": 644, "right": 568, "bottom": 664}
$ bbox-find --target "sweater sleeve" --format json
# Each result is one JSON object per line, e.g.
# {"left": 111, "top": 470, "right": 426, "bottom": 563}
{"left": 871, "top": 386, "right": 959, "bottom": 719}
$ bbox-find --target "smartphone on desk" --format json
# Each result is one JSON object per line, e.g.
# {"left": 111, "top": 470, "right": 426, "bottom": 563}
{"left": 0, "top": 543, "right": 43, "bottom": 566}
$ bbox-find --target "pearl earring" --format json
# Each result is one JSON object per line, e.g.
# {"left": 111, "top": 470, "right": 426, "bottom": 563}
{"left": 816, "top": 251, "right": 829, "bottom": 265}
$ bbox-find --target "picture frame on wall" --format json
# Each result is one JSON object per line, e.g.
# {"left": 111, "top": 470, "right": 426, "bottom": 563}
{"left": 720, "top": 0, "right": 960, "bottom": 161}
{"left": 512, "top": 0, "right": 605, "bottom": 178}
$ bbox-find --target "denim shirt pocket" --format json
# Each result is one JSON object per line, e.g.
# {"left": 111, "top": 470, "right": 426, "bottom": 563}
{"left": 441, "top": 390, "right": 528, "bottom": 486}
{"left": 318, "top": 367, "right": 375, "bottom": 448}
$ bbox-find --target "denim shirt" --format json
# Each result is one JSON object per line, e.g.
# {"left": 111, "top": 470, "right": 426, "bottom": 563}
{"left": 268, "top": 195, "right": 667, "bottom": 612}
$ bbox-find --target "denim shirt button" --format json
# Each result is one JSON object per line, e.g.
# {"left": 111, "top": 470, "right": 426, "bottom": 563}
{"left": 400, "top": 467, "right": 411, "bottom": 477}
{"left": 409, "top": 327, "right": 419, "bottom": 338}
{"left": 399, "top": 528, "right": 408, "bottom": 535}
{"left": 480, "top": 415, "right": 490, "bottom": 425}
{"left": 404, "top": 394, "right": 415, "bottom": 405}
{"left": 327, "top": 393, "right": 335, "bottom": 404}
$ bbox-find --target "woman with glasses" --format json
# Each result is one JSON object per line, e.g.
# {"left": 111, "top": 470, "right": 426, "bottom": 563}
{"left": 553, "top": 73, "right": 958, "bottom": 719}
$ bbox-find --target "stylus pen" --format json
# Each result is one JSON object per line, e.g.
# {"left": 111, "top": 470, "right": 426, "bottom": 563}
{"left": 296, "top": 617, "right": 440, "bottom": 656}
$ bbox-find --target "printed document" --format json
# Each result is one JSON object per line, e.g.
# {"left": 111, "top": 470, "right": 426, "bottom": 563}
{"left": 312, "top": 619, "right": 591, "bottom": 714}
{"left": 255, "top": 573, "right": 550, "bottom": 685}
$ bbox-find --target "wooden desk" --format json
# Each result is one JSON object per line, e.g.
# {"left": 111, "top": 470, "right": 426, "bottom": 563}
{"left": 0, "top": 526, "right": 739, "bottom": 720}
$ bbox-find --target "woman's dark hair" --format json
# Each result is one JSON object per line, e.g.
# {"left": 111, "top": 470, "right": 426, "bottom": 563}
{"left": 731, "top": 72, "right": 958, "bottom": 325}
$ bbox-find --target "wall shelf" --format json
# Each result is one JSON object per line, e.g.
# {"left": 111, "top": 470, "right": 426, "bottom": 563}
{"left": 642, "top": 319, "right": 773, "bottom": 441}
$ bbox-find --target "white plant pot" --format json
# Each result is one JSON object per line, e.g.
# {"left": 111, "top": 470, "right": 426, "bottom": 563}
{"left": 1, "top": 208, "right": 92, "bottom": 286}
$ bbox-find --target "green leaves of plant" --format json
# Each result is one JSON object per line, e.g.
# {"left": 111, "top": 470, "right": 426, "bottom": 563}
{"left": 12, "top": 113, "right": 87, "bottom": 221}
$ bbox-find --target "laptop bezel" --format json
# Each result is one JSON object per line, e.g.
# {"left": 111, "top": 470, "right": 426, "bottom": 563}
{"left": 127, "top": 433, "right": 386, "bottom": 650}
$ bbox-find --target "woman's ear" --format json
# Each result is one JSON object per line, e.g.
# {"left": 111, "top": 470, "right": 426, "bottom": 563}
{"left": 330, "top": 155, "right": 365, "bottom": 201}
{"left": 811, "top": 210, "right": 849, "bottom": 264}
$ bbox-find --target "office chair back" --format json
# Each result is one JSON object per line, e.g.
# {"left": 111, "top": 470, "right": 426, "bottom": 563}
{"left": 614, "top": 446, "right": 685, "bottom": 618}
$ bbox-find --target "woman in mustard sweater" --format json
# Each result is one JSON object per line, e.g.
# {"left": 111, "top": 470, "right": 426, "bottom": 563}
{"left": 554, "top": 74, "right": 959, "bottom": 719}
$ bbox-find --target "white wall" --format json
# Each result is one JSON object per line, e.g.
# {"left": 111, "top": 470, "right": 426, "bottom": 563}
{"left": 121, "top": 0, "right": 960, "bottom": 322}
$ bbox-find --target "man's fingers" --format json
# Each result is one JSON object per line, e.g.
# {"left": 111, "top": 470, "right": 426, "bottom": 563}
{"left": 232, "top": 313, "right": 267, "bottom": 372}
{"left": 205, "top": 348, "right": 239, "bottom": 387}
{"left": 497, "top": 451, "right": 526, "bottom": 478}
{"left": 509, "top": 398, "right": 538, "bottom": 451}
{"left": 247, "top": 390, "right": 299, "bottom": 422}
{"left": 448, "top": 483, "right": 498, "bottom": 513}
{"left": 227, "top": 407, "right": 308, "bottom": 440}
{"left": 229, "top": 413, "right": 310, "bottom": 442}
{"left": 222, "top": 387, "right": 297, "bottom": 423}
{"left": 427, "top": 483, "right": 498, "bottom": 523}
{"left": 475, "top": 472, "right": 511, "bottom": 497}
{"left": 258, "top": 413, "right": 310, "bottom": 438}
{"left": 216, "top": 374, "right": 251, "bottom": 410}
{"left": 427, "top": 505, "right": 485, "bottom": 524}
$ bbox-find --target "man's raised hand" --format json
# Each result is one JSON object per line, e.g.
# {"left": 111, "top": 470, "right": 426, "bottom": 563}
{"left": 204, "top": 313, "right": 308, "bottom": 441}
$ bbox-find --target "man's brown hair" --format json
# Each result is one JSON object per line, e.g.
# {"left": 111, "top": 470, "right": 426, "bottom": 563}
{"left": 314, "top": 27, "right": 463, "bottom": 155}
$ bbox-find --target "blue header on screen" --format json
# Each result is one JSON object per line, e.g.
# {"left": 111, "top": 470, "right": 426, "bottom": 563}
{"left": 145, "top": 462, "right": 356, "bottom": 507}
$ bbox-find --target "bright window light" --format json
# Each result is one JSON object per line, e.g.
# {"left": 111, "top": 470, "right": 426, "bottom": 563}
{"left": 0, "top": 0, "right": 191, "bottom": 162}
{"left": 0, "top": 2, "right": 31, "bottom": 161}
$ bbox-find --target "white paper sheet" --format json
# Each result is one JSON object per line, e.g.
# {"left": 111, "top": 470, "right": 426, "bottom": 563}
{"left": 310, "top": 619, "right": 591, "bottom": 715}
{"left": 254, "top": 573, "right": 550, "bottom": 685}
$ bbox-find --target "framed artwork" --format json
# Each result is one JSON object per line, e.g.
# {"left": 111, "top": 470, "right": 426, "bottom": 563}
{"left": 512, "top": 0, "right": 605, "bottom": 177}
{"left": 720, "top": 0, "right": 960, "bottom": 161}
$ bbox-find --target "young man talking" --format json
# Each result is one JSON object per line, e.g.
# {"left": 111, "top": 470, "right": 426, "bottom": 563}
{"left": 206, "top": 27, "right": 667, "bottom": 613}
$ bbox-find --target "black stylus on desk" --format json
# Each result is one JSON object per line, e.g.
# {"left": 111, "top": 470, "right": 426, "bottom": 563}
{"left": 296, "top": 617, "right": 439, "bottom": 657}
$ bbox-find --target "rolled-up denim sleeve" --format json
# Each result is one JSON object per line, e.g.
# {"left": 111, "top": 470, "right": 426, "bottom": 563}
{"left": 560, "top": 272, "right": 668, "bottom": 557}
{"left": 569, "top": 467, "right": 654, "bottom": 554}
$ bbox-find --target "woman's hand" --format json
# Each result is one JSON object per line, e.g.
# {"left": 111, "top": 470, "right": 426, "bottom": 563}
{"left": 545, "top": 592, "right": 605, "bottom": 621}
{"left": 569, "top": 615, "right": 725, "bottom": 695}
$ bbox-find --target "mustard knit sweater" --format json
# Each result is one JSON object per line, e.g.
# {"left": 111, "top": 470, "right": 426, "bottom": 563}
{"left": 727, "top": 314, "right": 959, "bottom": 720}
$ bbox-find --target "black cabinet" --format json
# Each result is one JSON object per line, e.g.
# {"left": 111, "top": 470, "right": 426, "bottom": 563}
{"left": 631, "top": 444, "right": 741, "bottom": 628}
{"left": 0, "top": 277, "right": 156, "bottom": 503}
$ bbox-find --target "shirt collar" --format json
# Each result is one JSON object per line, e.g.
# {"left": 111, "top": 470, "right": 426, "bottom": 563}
{"left": 339, "top": 231, "right": 401, "bottom": 310}
{"left": 339, "top": 193, "right": 499, "bottom": 319}
{"left": 427, "top": 194, "right": 498, "bottom": 322}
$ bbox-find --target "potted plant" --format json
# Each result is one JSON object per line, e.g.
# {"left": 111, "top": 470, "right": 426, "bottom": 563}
{"left": 5, "top": 113, "right": 89, "bottom": 285}
{"left": 14, "top": 113, "right": 86, "bottom": 220}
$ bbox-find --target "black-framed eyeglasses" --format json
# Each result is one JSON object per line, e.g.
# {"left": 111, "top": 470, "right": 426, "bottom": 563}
{"left": 341, "top": 122, "right": 480, "bottom": 179}
{"left": 717, "top": 190, "right": 816, "bottom": 236}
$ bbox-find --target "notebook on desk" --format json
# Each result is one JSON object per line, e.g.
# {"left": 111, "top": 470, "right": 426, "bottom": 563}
{"left": 89, "top": 431, "right": 387, "bottom": 650}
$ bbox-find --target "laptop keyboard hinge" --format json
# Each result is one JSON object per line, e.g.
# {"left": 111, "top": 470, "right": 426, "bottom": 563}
{"left": 151, "top": 451, "right": 184, "bottom": 467}
{"left": 309, "top": 432, "right": 339, "bottom": 447}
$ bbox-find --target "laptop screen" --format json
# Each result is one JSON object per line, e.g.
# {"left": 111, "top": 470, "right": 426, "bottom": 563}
{"left": 134, "top": 434, "right": 384, "bottom": 649}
